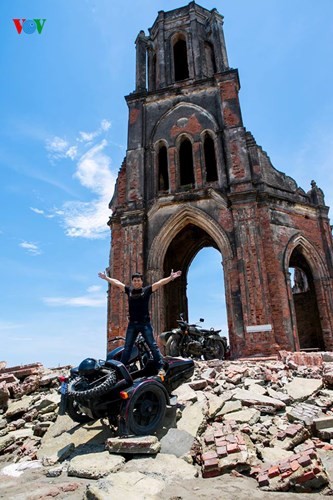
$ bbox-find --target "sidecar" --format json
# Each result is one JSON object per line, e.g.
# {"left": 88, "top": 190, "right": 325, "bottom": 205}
{"left": 60, "top": 356, "right": 194, "bottom": 436}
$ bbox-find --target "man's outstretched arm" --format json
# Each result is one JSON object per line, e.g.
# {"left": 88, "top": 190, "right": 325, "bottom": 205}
{"left": 152, "top": 270, "right": 182, "bottom": 292}
{"left": 98, "top": 271, "right": 125, "bottom": 291}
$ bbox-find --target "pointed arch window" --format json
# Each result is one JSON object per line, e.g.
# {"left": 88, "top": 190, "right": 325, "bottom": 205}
{"left": 173, "top": 38, "right": 189, "bottom": 82}
{"left": 204, "top": 134, "right": 218, "bottom": 182}
{"left": 204, "top": 41, "right": 217, "bottom": 77}
{"left": 179, "top": 139, "right": 194, "bottom": 186}
{"left": 158, "top": 145, "right": 169, "bottom": 191}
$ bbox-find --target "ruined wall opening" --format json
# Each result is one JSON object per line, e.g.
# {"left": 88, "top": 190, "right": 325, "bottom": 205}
{"left": 179, "top": 138, "right": 194, "bottom": 186}
{"left": 173, "top": 38, "right": 189, "bottom": 81}
{"left": 289, "top": 246, "right": 324, "bottom": 350}
{"left": 157, "top": 144, "right": 169, "bottom": 191}
{"left": 162, "top": 223, "right": 226, "bottom": 332}
{"left": 187, "top": 247, "right": 227, "bottom": 336}
{"left": 203, "top": 133, "right": 218, "bottom": 182}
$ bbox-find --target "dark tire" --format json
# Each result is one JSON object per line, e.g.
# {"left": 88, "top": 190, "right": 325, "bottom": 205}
{"left": 67, "top": 370, "right": 117, "bottom": 403}
{"left": 126, "top": 383, "right": 166, "bottom": 435}
{"left": 203, "top": 339, "right": 225, "bottom": 360}
{"left": 165, "top": 336, "right": 181, "bottom": 357}
{"left": 66, "top": 399, "right": 94, "bottom": 424}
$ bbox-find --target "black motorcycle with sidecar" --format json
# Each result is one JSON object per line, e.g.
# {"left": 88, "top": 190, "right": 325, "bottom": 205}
{"left": 58, "top": 335, "right": 194, "bottom": 436}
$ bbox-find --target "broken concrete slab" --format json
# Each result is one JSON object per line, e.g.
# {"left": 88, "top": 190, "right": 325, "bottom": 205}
{"left": 160, "top": 428, "right": 194, "bottom": 457}
{"left": 121, "top": 453, "right": 198, "bottom": 481}
{"left": 285, "top": 378, "right": 323, "bottom": 401}
{"left": 223, "top": 408, "right": 261, "bottom": 425}
{"left": 177, "top": 400, "right": 206, "bottom": 436}
{"left": 232, "top": 389, "right": 286, "bottom": 411}
{"left": 85, "top": 471, "right": 165, "bottom": 500}
{"left": 67, "top": 451, "right": 125, "bottom": 479}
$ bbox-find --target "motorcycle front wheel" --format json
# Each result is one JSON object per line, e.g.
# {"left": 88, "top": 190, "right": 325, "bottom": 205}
{"left": 165, "top": 336, "right": 181, "bottom": 357}
{"left": 66, "top": 398, "right": 94, "bottom": 424}
{"left": 67, "top": 370, "right": 117, "bottom": 403}
{"left": 203, "top": 339, "right": 225, "bottom": 360}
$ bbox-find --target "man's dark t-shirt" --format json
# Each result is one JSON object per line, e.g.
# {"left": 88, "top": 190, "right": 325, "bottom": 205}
{"left": 125, "top": 285, "right": 153, "bottom": 323}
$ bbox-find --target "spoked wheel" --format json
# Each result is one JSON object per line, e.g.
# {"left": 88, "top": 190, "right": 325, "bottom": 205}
{"left": 67, "top": 370, "right": 117, "bottom": 403}
{"left": 165, "top": 336, "right": 181, "bottom": 356}
{"left": 66, "top": 398, "right": 94, "bottom": 424}
{"left": 126, "top": 383, "right": 166, "bottom": 435}
{"left": 203, "top": 338, "right": 225, "bottom": 360}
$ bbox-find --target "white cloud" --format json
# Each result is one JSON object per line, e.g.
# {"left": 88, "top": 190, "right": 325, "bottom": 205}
{"left": 43, "top": 285, "right": 106, "bottom": 308}
{"left": 78, "top": 119, "right": 112, "bottom": 143}
{"left": 44, "top": 119, "right": 116, "bottom": 239}
{"left": 43, "top": 296, "right": 105, "bottom": 307}
{"left": 46, "top": 136, "right": 68, "bottom": 153}
{"left": 66, "top": 146, "right": 78, "bottom": 160}
{"left": 58, "top": 140, "right": 116, "bottom": 239}
{"left": 101, "top": 119, "right": 111, "bottom": 131}
{"left": 45, "top": 136, "right": 78, "bottom": 161}
{"left": 19, "top": 241, "right": 42, "bottom": 256}
{"left": 79, "top": 130, "right": 99, "bottom": 142}
{"left": 87, "top": 285, "right": 102, "bottom": 293}
{"left": 30, "top": 207, "right": 44, "bottom": 215}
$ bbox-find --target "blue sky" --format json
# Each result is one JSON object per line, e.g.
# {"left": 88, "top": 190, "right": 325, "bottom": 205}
{"left": 1, "top": 0, "right": 333, "bottom": 368}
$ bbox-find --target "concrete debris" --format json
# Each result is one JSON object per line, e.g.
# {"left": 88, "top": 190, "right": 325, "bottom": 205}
{"left": 1, "top": 353, "right": 333, "bottom": 496}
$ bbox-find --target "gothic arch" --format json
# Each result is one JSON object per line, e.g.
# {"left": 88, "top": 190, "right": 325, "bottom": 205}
{"left": 283, "top": 233, "right": 329, "bottom": 279}
{"left": 284, "top": 233, "right": 329, "bottom": 350}
{"left": 170, "top": 32, "right": 189, "bottom": 81}
{"left": 147, "top": 205, "right": 233, "bottom": 334}
{"left": 201, "top": 130, "right": 218, "bottom": 182}
{"left": 148, "top": 205, "right": 233, "bottom": 272}
{"left": 151, "top": 102, "right": 219, "bottom": 145}
{"left": 155, "top": 141, "right": 169, "bottom": 192}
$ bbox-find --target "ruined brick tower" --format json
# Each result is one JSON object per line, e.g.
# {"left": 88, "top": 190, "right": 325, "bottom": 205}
{"left": 107, "top": 2, "right": 333, "bottom": 358}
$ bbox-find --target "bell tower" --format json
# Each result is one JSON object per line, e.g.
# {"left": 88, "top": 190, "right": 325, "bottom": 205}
{"left": 107, "top": 2, "right": 333, "bottom": 358}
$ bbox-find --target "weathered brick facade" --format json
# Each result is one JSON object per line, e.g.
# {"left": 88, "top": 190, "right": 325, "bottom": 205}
{"left": 106, "top": 2, "right": 333, "bottom": 358}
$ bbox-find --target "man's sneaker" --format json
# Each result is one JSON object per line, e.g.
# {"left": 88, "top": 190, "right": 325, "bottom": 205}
{"left": 158, "top": 368, "right": 166, "bottom": 377}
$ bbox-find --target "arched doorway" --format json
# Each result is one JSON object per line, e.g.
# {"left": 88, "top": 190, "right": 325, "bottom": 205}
{"left": 162, "top": 223, "right": 225, "bottom": 331}
{"left": 147, "top": 205, "right": 234, "bottom": 351}
{"left": 289, "top": 245, "right": 324, "bottom": 350}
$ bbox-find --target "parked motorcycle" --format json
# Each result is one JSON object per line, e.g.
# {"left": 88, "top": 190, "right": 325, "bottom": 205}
{"left": 159, "top": 314, "right": 228, "bottom": 360}
{"left": 58, "top": 334, "right": 194, "bottom": 436}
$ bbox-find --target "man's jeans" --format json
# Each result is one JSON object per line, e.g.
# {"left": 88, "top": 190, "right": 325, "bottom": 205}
{"left": 120, "top": 321, "right": 164, "bottom": 370}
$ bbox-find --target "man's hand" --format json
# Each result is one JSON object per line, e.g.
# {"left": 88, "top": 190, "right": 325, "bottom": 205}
{"left": 98, "top": 271, "right": 107, "bottom": 280}
{"left": 170, "top": 270, "right": 182, "bottom": 280}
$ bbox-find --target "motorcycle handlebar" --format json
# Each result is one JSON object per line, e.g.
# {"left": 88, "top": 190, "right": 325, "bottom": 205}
{"left": 177, "top": 320, "right": 199, "bottom": 328}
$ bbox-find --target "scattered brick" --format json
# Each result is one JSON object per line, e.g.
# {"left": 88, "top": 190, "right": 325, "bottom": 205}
{"left": 203, "top": 457, "right": 219, "bottom": 470}
{"left": 290, "top": 461, "right": 300, "bottom": 472}
{"left": 296, "top": 470, "right": 316, "bottom": 484}
{"left": 216, "top": 446, "right": 227, "bottom": 457}
{"left": 258, "top": 474, "right": 269, "bottom": 487}
{"left": 268, "top": 466, "right": 280, "bottom": 478}
{"left": 202, "top": 450, "right": 218, "bottom": 461}
{"left": 298, "top": 455, "right": 312, "bottom": 468}
{"left": 226, "top": 443, "right": 240, "bottom": 454}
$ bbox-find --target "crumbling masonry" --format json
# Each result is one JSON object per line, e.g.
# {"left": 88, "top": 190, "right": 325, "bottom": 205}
{"left": 106, "top": 2, "right": 333, "bottom": 358}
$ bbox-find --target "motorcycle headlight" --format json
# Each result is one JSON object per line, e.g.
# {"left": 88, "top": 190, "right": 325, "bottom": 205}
{"left": 172, "top": 329, "right": 178, "bottom": 334}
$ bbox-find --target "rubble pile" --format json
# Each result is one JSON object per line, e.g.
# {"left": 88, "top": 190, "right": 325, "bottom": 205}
{"left": 1, "top": 352, "right": 333, "bottom": 496}
{"left": 186, "top": 351, "right": 333, "bottom": 493}
{"left": 0, "top": 362, "right": 69, "bottom": 460}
